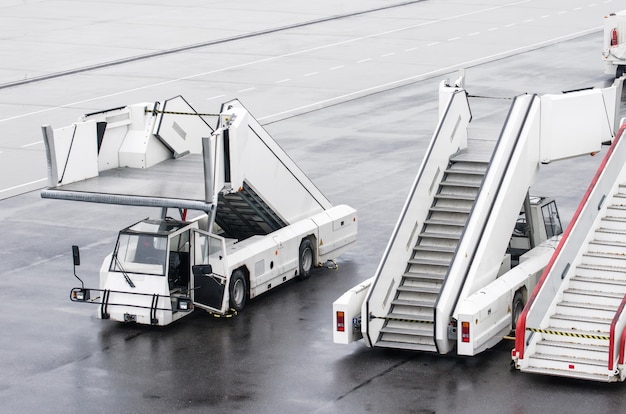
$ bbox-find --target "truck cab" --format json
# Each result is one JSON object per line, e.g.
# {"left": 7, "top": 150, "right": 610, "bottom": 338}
{"left": 72, "top": 217, "right": 203, "bottom": 325}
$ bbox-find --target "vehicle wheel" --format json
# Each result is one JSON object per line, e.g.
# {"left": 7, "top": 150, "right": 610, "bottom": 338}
{"left": 511, "top": 291, "right": 524, "bottom": 331}
{"left": 229, "top": 269, "right": 247, "bottom": 311}
{"left": 297, "top": 239, "right": 314, "bottom": 280}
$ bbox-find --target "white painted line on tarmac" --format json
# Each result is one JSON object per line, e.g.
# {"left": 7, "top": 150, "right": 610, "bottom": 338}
{"left": 330, "top": 65, "right": 344, "bottom": 70}
{"left": 21, "top": 141, "right": 42, "bottom": 148}
{"left": 0, "top": 177, "right": 47, "bottom": 194}
{"left": 276, "top": 78, "right": 291, "bottom": 83}
{"left": 206, "top": 94, "right": 225, "bottom": 100}
{"left": 257, "top": 26, "right": 601, "bottom": 123}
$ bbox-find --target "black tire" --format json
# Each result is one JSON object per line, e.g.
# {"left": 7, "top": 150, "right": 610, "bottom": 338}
{"left": 511, "top": 291, "right": 524, "bottom": 332}
{"left": 297, "top": 239, "right": 314, "bottom": 280}
{"left": 229, "top": 269, "right": 247, "bottom": 311}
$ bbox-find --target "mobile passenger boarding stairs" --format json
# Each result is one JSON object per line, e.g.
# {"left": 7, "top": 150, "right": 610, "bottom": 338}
{"left": 379, "top": 140, "right": 494, "bottom": 352}
{"left": 351, "top": 75, "right": 622, "bottom": 356}
{"left": 513, "top": 122, "right": 626, "bottom": 383}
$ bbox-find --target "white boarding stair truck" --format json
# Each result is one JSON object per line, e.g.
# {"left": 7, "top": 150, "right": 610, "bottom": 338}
{"left": 41, "top": 96, "right": 357, "bottom": 326}
{"left": 512, "top": 120, "right": 626, "bottom": 383}
{"left": 603, "top": 10, "right": 626, "bottom": 78}
{"left": 333, "top": 74, "right": 622, "bottom": 356}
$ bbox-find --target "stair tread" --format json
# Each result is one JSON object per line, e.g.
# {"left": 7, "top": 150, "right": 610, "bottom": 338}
{"left": 386, "top": 312, "right": 434, "bottom": 323}
{"left": 520, "top": 365, "right": 613, "bottom": 382}
{"left": 423, "top": 218, "right": 465, "bottom": 226}
{"left": 413, "top": 245, "right": 456, "bottom": 253}
{"left": 433, "top": 194, "right": 476, "bottom": 201}
{"left": 531, "top": 352, "right": 608, "bottom": 366}
{"left": 419, "top": 231, "right": 461, "bottom": 240}
{"left": 558, "top": 301, "right": 618, "bottom": 312}
{"left": 397, "top": 285, "right": 440, "bottom": 294}
{"left": 374, "top": 340, "right": 437, "bottom": 352}
{"left": 403, "top": 271, "right": 445, "bottom": 280}
{"left": 577, "top": 262, "right": 626, "bottom": 273}
{"left": 564, "top": 287, "right": 625, "bottom": 299}
{"left": 538, "top": 339, "right": 609, "bottom": 352}
{"left": 551, "top": 313, "right": 613, "bottom": 325}
{"left": 391, "top": 299, "right": 435, "bottom": 308}
{"left": 572, "top": 275, "right": 626, "bottom": 286}
{"left": 429, "top": 205, "right": 471, "bottom": 214}
{"left": 380, "top": 326, "right": 433, "bottom": 336}
{"left": 541, "top": 325, "right": 610, "bottom": 337}
{"left": 407, "top": 258, "right": 450, "bottom": 266}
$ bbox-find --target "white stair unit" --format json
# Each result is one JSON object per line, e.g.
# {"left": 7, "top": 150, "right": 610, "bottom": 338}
{"left": 514, "top": 123, "right": 626, "bottom": 382}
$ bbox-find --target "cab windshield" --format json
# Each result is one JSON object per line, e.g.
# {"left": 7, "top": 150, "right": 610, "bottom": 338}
{"left": 110, "top": 233, "right": 168, "bottom": 276}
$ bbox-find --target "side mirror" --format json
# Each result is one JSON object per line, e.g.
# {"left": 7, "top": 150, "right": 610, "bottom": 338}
{"left": 192, "top": 264, "right": 213, "bottom": 276}
{"left": 71, "top": 245, "right": 85, "bottom": 289}
{"left": 72, "top": 245, "right": 80, "bottom": 266}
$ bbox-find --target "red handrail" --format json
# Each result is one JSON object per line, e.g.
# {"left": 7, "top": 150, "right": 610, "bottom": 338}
{"left": 609, "top": 294, "right": 626, "bottom": 371}
{"left": 619, "top": 326, "right": 626, "bottom": 366}
{"left": 514, "top": 123, "right": 626, "bottom": 360}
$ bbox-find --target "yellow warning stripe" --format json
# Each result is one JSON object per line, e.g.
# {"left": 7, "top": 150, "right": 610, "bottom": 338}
{"left": 376, "top": 316, "right": 434, "bottom": 324}
{"left": 527, "top": 327, "right": 609, "bottom": 340}
{"left": 145, "top": 109, "right": 219, "bottom": 117}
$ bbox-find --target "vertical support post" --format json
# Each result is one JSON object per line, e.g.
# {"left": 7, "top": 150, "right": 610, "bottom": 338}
{"left": 41, "top": 125, "right": 59, "bottom": 187}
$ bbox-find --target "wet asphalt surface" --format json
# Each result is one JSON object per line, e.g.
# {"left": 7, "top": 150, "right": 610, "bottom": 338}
{"left": 2, "top": 1, "right": 626, "bottom": 412}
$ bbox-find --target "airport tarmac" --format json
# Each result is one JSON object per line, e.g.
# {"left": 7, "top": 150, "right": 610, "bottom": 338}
{"left": 1, "top": 1, "right": 625, "bottom": 413}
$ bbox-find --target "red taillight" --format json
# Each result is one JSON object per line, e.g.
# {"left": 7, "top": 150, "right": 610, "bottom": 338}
{"left": 612, "top": 28, "right": 619, "bottom": 46}
{"left": 336, "top": 311, "right": 345, "bottom": 332}
{"left": 461, "top": 321, "right": 470, "bottom": 343}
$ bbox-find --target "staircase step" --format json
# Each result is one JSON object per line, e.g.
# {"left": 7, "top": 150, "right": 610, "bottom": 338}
{"left": 391, "top": 298, "right": 435, "bottom": 308}
{"left": 536, "top": 326, "right": 610, "bottom": 346}
{"left": 386, "top": 312, "right": 434, "bottom": 324}
{"left": 549, "top": 313, "right": 611, "bottom": 333}
{"left": 374, "top": 339, "right": 438, "bottom": 352}
{"left": 520, "top": 365, "right": 614, "bottom": 382}
{"left": 419, "top": 231, "right": 461, "bottom": 240}
{"left": 439, "top": 180, "right": 481, "bottom": 189}
{"left": 555, "top": 301, "right": 618, "bottom": 320}
{"left": 588, "top": 239, "right": 626, "bottom": 256}
{"left": 569, "top": 275, "right": 626, "bottom": 295}
{"left": 600, "top": 216, "right": 626, "bottom": 231}
{"left": 424, "top": 215, "right": 467, "bottom": 227}
{"left": 381, "top": 324, "right": 433, "bottom": 337}
{"left": 429, "top": 204, "right": 471, "bottom": 214}
{"left": 594, "top": 227, "right": 626, "bottom": 243}
{"left": 577, "top": 263, "right": 626, "bottom": 279}
{"left": 569, "top": 274, "right": 626, "bottom": 294}
{"left": 535, "top": 339, "right": 609, "bottom": 361}
{"left": 563, "top": 287, "right": 625, "bottom": 307}
{"left": 407, "top": 257, "right": 450, "bottom": 267}
{"left": 433, "top": 193, "right": 476, "bottom": 202}
{"left": 397, "top": 285, "right": 440, "bottom": 294}
{"left": 424, "top": 216, "right": 467, "bottom": 226}
{"left": 581, "top": 251, "right": 626, "bottom": 268}
{"left": 414, "top": 244, "right": 456, "bottom": 254}
{"left": 402, "top": 271, "right": 445, "bottom": 282}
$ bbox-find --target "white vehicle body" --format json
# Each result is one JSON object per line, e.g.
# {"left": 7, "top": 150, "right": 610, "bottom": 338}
{"left": 603, "top": 10, "right": 626, "bottom": 77}
{"left": 42, "top": 97, "right": 357, "bottom": 325}
{"left": 333, "top": 74, "right": 622, "bottom": 356}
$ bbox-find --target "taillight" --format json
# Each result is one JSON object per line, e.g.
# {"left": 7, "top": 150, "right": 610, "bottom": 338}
{"left": 461, "top": 321, "right": 470, "bottom": 343}
{"left": 336, "top": 311, "right": 345, "bottom": 332}
{"left": 612, "top": 28, "right": 619, "bottom": 46}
